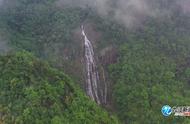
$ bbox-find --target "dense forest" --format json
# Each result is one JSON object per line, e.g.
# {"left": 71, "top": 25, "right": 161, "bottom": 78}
{"left": 0, "top": 0, "right": 190, "bottom": 124}
{"left": 0, "top": 51, "right": 119, "bottom": 124}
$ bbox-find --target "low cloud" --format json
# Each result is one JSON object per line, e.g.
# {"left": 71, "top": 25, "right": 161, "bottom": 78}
{"left": 1, "top": 0, "right": 189, "bottom": 28}
{"left": 57, "top": 0, "right": 190, "bottom": 28}
{"left": 111, "top": 0, "right": 155, "bottom": 27}
{"left": 0, "top": 0, "right": 3, "bottom": 6}
{"left": 177, "top": 0, "right": 190, "bottom": 14}
{"left": 0, "top": 41, "right": 10, "bottom": 54}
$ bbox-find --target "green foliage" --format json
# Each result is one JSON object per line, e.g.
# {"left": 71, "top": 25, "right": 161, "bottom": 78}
{"left": 110, "top": 38, "right": 190, "bottom": 123}
{"left": 0, "top": 0, "right": 88, "bottom": 83}
{"left": 0, "top": 0, "right": 85, "bottom": 57}
{"left": 0, "top": 51, "right": 120, "bottom": 124}
{"left": 0, "top": 0, "right": 190, "bottom": 123}
{"left": 105, "top": 11, "right": 190, "bottom": 123}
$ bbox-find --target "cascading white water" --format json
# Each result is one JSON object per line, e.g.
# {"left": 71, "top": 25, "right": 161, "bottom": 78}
{"left": 81, "top": 25, "right": 101, "bottom": 104}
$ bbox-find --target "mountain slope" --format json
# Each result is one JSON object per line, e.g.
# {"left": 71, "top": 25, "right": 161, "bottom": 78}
{"left": 0, "top": 51, "right": 119, "bottom": 124}
{"left": 0, "top": 0, "right": 190, "bottom": 123}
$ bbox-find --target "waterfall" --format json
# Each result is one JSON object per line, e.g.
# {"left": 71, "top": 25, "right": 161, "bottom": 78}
{"left": 81, "top": 25, "right": 101, "bottom": 104}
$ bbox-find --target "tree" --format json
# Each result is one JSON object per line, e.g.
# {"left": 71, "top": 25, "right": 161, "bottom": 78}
{"left": 0, "top": 51, "right": 120, "bottom": 124}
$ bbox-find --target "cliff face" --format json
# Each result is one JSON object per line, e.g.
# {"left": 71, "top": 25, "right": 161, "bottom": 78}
{"left": 64, "top": 26, "right": 119, "bottom": 104}
{"left": 76, "top": 23, "right": 119, "bottom": 105}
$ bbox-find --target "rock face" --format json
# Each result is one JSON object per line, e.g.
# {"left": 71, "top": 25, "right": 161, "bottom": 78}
{"left": 82, "top": 25, "right": 101, "bottom": 104}
{"left": 99, "top": 46, "right": 118, "bottom": 65}
{"left": 80, "top": 25, "right": 119, "bottom": 105}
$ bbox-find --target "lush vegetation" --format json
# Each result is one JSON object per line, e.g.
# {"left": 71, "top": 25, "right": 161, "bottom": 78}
{"left": 0, "top": 0, "right": 190, "bottom": 124}
{"left": 0, "top": 0, "right": 89, "bottom": 83}
{"left": 0, "top": 51, "right": 119, "bottom": 124}
{"left": 0, "top": 0, "right": 85, "bottom": 56}
{"left": 109, "top": 15, "right": 190, "bottom": 123}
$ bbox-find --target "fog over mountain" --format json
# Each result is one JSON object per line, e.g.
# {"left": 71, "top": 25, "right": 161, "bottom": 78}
{"left": 177, "top": 0, "right": 190, "bottom": 14}
{"left": 0, "top": 0, "right": 3, "bottom": 6}
{"left": 57, "top": 0, "right": 190, "bottom": 28}
{"left": 0, "top": 40, "right": 10, "bottom": 54}
{"left": 0, "top": 0, "right": 190, "bottom": 124}
{"left": 0, "top": 0, "right": 189, "bottom": 28}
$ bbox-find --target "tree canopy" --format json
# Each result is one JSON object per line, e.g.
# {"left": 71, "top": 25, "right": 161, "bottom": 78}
{"left": 0, "top": 51, "right": 120, "bottom": 124}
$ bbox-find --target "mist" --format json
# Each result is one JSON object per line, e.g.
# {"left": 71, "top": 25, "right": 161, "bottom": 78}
{"left": 0, "top": 0, "right": 3, "bottom": 6}
{"left": 0, "top": 40, "right": 10, "bottom": 54}
{"left": 57, "top": 0, "right": 190, "bottom": 28}
{"left": 0, "top": 0, "right": 189, "bottom": 28}
{"left": 177, "top": 0, "right": 190, "bottom": 14}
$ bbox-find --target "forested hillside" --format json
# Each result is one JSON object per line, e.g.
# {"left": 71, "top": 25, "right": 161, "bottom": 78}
{"left": 0, "top": 51, "right": 119, "bottom": 124}
{"left": 109, "top": 11, "right": 190, "bottom": 124}
{"left": 0, "top": 0, "right": 190, "bottom": 124}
